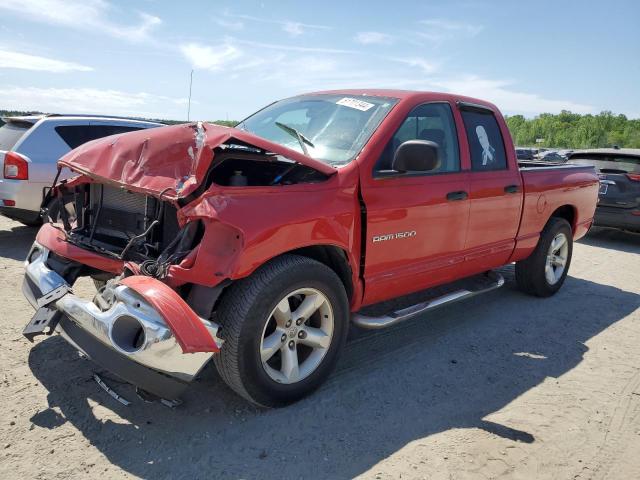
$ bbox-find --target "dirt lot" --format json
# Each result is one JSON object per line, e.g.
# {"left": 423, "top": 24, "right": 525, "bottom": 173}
{"left": 0, "top": 215, "right": 639, "bottom": 480}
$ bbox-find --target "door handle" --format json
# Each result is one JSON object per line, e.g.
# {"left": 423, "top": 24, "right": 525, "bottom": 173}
{"left": 446, "top": 190, "right": 468, "bottom": 201}
{"left": 504, "top": 184, "right": 520, "bottom": 194}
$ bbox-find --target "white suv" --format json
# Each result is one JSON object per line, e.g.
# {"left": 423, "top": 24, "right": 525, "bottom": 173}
{"left": 0, "top": 115, "right": 162, "bottom": 225}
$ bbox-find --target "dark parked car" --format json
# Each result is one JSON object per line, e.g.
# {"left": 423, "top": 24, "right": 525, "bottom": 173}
{"left": 516, "top": 148, "right": 536, "bottom": 160}
{"left": 538, "top": 151, "right": 567, "bottom": 163}
{"left": 568, "top": 148, "right": 640, "bottom": 232}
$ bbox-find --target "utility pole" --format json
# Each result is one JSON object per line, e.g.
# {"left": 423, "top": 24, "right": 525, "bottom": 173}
{"left": 187, "top": 69, "right": 194, "bottom": 121}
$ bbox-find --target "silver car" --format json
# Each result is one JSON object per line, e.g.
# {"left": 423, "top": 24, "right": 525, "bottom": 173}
{"left": 0, "top": 115, "right": 162, "bottom": 225}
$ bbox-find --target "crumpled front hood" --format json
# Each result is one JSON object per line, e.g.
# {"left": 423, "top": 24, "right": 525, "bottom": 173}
{"left": 58, "top": 122, "right": 336, "bottom": 200}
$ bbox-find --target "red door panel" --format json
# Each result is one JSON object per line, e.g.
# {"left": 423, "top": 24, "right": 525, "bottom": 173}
{"left": 361, "top": 172, "right": 470, "bottom": 305}
{"left": 465, "top": 169, "right": 522, "bottom": 266}
{"left": 457, "top": 105, "right": 523, "bottom": 272}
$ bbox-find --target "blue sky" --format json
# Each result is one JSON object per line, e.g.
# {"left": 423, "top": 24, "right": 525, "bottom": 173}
{"left": 0, "top": 0, "right": 638, "bottom": 120}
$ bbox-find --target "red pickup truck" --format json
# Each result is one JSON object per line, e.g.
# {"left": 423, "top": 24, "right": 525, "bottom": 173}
{"left": 21, "top": 90, "right": 598, "bottom": 407}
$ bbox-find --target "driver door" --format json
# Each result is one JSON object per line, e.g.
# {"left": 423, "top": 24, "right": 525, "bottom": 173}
{"left": 360, "top": 102, "right": 470, "bottom": 306}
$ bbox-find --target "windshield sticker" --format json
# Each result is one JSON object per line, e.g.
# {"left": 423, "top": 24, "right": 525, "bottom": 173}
{"left": 475, "top": 125, "right": 496, "bottom": 166}
{"left": 336, "top": 97, "right": 375, "bottom": 112}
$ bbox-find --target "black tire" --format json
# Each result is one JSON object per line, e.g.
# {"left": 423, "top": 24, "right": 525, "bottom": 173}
{"left": 20, "top": 197, "right": 56, "bottom": 227}
{"left": 516, "top": 217, "right": 573, "bottom": 297}
{"left": 213, "top": 254, "right": 349, "bottom": 407}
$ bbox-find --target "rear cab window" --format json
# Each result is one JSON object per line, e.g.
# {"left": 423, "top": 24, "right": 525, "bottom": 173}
{"left": 460, "top": 108, "right": 508, "bottom": 171}
{"left": 0, "top": 121, "right": 32, "bottom": 151}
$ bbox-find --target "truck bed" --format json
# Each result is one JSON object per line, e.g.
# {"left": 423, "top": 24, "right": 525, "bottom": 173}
{"left": 515, "top": 161, "right": 599, "bottom": 261}
{"left": 519, "top": 160, "right": 585, "bottom": 170}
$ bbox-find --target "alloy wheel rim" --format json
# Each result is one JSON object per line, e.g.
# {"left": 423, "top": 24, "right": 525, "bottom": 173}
{"left": 259, "top": 288, "right": 334, "bottom": 384}
{"left": 545, "top": 233, "right": 569, "bottom": 285}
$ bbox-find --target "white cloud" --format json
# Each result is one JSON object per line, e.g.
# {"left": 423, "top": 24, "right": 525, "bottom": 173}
{"left": 180, "top": 42, "right": 242, "bottom": 71}
{"left": 0, "top": 48, "right": 92, "bottom": 73}
{"left": 393, "top": 57, "right": 439, "bottom": 74}
{"left": 250, "top": 54, "right": 385, "bottom": 90}
{"left": 413, "top": 18, "right": 483, "bottom": 45}
{"left": 432, "top": 75, "right": 595, "bottom": 115}
{"left": 215, "top": 18, "right": 244, "bottom": 31}
{"left": 283, "top": 22, "right": 304, "bottom": 37}
{"left": 223, "top": 12, "right": 331, "bottom": 37}
{"left": 420, "top": 19, "right": 483, "bottom": 37}
{"left": 0, "top": 85, "right": 189, "bottom": 119}
{"left": 244, "top": 51, "right": 593, "bottom": 116}
{"left": 233, "top": 38, "right": 355, "bottom": 54}
{"left": 0, "top": 0, "right": 162, "bottom": 42}
{"left": 354, "top": 32, "right": 393, "bottom": 45}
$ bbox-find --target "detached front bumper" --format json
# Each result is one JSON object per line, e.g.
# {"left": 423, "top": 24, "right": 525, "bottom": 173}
{"left": 23, "top": 242, "right": 223, "bottom": 400}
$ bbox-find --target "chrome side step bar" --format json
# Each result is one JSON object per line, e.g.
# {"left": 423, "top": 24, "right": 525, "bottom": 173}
{"left": 352, "top": 271, "right": 505, "bottom": 330}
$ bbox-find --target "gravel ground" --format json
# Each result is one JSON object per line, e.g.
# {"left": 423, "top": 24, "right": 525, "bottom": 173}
{"left": 0, "top": 214, "right": 639, "bottom": 480}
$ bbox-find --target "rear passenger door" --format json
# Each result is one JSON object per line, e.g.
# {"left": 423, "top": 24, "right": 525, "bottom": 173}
{"left": 458, "top": 104, "right": 523, "bottom": 271}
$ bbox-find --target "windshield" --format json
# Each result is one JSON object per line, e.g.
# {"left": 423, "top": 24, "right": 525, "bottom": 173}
{"left": 238, "top": 94, "right": 398, "bottom": 166}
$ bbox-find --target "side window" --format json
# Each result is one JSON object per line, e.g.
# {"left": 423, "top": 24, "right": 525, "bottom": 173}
{"left": 375, "top": 103, "right": 460, "bottom": 174}
{"left": 55, "top": 125, "right": 141, "bottom": 149}
{"left": 460, "top": 109, "right": 507, "bottom": 171}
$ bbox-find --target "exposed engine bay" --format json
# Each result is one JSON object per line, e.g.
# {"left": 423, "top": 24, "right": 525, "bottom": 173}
{"left": 207, "top": 149, "right": 328, "bottom": 187}
{"left": 42, "top": 146, "right": 329, "bottom": 284}
{"left": 43, "top": 182, "right": 199, "bottom": 280}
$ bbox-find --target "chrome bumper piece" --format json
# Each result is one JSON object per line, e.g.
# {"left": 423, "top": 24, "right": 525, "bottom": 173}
{"left": 23, "top": 242, "right": 220, "bottom": 384}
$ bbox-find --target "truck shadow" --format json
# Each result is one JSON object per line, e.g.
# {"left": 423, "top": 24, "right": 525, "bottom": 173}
{"left": 0, "top": 223, "right": 38, "bottom": 261}
{"left": 26, "top": 267, "right": 640, "bottom": 480}
{"left": 579, "top": 227, "right": 640, "bottom": 253}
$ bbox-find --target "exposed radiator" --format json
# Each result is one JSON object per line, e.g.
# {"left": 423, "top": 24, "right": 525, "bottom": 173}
{"left": 90, "top": 185, "right": 152, "bottom": 240}
{"left": 78, "top": 183, "right": 180, "bottom": 258}
{"left": 101, "top": 185, "right": 147, "bottom": 213}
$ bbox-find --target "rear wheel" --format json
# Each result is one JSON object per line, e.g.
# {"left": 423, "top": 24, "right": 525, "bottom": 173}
{"left": 213, "top": 255, "right": 349, "bottom": 407}
{"left": 516, "top": 217, "right": 573, "bottom": 297}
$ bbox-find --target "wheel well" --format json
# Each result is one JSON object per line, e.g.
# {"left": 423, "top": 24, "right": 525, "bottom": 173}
{"left": 550, "top": 205, "right": 576, "bottom": 231}
{"left": 210, "top": 245, "right": 355, "bottom": 318}
{"left": 288, "top": 245, "right": 354, "bottom": 301}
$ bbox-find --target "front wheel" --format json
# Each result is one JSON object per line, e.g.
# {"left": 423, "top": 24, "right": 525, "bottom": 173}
{"left": 213, "top": 255, "right": 349, "bottom": 407}
{"left": 516, "top": 217, "right": 573, "bottom": 297}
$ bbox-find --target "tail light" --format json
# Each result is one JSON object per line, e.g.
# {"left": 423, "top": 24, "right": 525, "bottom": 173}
{"left": 626, "top": 173, "right": 640, "bottom": 182}
{"left": 3, "top": 152, "right": 29, "bottom": 180}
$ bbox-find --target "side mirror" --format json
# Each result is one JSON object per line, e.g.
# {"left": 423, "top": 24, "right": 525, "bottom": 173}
{"left": 392, "top": 140, "right": 441, "bottom": 173}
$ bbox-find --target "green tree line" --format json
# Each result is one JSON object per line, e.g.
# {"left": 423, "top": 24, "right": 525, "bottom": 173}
{"left": 506, "top": 111, "right": 640, "bottom": 149}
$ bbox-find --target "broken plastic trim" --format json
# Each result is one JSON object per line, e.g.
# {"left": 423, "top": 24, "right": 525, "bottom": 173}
{"left": 93, "top": 373, "right": 131, "bottom": 406}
